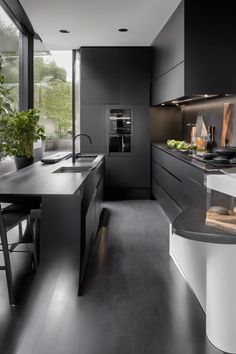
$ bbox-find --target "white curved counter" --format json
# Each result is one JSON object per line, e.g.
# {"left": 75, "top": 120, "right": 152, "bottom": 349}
{"left": 171, "top": 208, "right": 236, "bottom": 353}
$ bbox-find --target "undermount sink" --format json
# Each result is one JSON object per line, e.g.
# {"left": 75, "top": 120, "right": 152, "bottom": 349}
{"left": 66, "top": 154, "right": 98, "bottom": 163}
{"left": 75, "top": 157, "right": 96, "bottom": 163}
{"left": 53, "top": 166, "right": 92, "bottom": 173}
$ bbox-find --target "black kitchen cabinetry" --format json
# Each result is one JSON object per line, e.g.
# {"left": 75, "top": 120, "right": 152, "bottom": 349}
{"left": 80, "top": 47, "right": 151, "bottom": 197}
{"left": 151, "top": 145, "right": 206, "bottom": 221}
{"left": 151, "top": 0, "right": 236, "bottom": 105}
{"left": 80, "top": 161, "right": 104, "bottom": 287}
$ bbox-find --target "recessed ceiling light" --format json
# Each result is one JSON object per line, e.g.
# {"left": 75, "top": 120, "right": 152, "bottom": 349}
{"left": 59, "top": 29, "right": 70, "bottom": 34}
{"left": 118, "top": 28, "right": 128, "bottom": 32}
{"left": 161, "top": 103, "right": 165, "bottom": 106}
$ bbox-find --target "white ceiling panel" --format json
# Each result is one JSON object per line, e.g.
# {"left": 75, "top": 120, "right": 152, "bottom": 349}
{"left": 19, "top": 0, "right": 181, "bottom": 50}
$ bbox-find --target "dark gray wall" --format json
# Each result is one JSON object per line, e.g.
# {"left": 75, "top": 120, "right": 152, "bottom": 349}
{"left": 80, "top": 47, "right": 151, "bottom": 194}
{"left": 150, "top": 107, "right": 182, "bottom": 143}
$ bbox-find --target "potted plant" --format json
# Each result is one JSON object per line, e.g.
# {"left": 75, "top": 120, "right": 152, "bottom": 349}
{"left": 2, "top": 108, "right": 46, "bottom": 170}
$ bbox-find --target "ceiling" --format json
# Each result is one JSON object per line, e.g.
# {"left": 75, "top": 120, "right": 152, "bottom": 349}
{"left": 19, "top": 0, "right": 181, "bottom": 50}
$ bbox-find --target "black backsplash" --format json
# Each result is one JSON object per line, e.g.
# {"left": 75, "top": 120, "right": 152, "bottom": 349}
{"left": 182, "top": 96, "right": 236, "bottom": 146}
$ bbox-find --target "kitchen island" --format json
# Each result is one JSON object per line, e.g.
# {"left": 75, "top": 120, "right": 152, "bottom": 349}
{"left": 151, "top": 143, "right": 236, "bottom": 353}
{"left": 0, "top": 154, "right": 104, "bottom": 295}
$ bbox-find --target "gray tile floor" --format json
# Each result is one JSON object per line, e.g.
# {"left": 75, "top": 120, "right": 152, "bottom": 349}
{"left": 0, "top": 200, "right": 225, "bottom": 353}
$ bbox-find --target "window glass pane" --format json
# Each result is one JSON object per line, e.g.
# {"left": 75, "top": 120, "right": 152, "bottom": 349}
{"left": 34, "top": 45, "right": 72, "bottom": 151}
{"left": 0, "top": 5, "right": 20, "bottom": 111}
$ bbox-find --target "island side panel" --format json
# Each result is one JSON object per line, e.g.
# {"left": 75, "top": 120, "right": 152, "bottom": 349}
{"left": 40, "top": 193, "right": 82, "bottom": 294}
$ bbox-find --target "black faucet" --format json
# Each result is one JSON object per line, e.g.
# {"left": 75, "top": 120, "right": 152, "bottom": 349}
{"left": 72, "top": 133, "right": 92, "bottom": 164}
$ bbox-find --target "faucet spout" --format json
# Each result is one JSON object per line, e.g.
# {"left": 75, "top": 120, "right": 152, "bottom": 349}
{"left": 72, "top": 133, "right": 92, "bottom": 164}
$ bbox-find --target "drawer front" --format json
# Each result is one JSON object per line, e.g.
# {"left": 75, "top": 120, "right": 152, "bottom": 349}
{"left": 184, "top": 176, "right": 206, "bottom": 203}
{"left": 152, "top": 161, "right": 183, "bottom": 207}
{"left": 152, "top": 146, "right": 183, "bottom": 181}
{"left": 152, "top": 179, "right": 182, "bottom": 222}
{"left": 183, "top": 163, "right": 205, "bottom": 186}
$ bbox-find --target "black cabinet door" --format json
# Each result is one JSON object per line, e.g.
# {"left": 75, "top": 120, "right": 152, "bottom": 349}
{"left": 152, "top": 146, "right": 184, "bottom": 181}
{"left": 152, "top": 146, "right": 206, "bottom": 211}
{"left": 107, "top": 157, "right": 134, "bottom": 188}
{"left": 107, "top": 156, "right": 150, "bottom": 188}
{"left": 152, "top": 161, "right": 183, "bottom": 207}
{"left": 152, "top": 1, "right": 184, "bottom": 80}
{"left": 120, "top": 47, "right": 151, "bottom": 80}
{"left": 80, "top": 105, "right": 106, "bottom": 153}
{"left": 81, "top": 79, "right": 120, "bottom": 104}
{"left": 133, "top": 157, "right": 150, "bottom": 188}
{"left": 133, "top": 105, "right": 150, "bottom": 156}
{"left": 151, "top": 62, "right": 184, "bottom": 106}
{"left": 120, "top": 80, "right": 150, "bottom": 105}
{"left": 152, "top": 178, "right": 182, "bottom": 222}
{"left": 80, "top": 47, "right": 119, "bottom": 79}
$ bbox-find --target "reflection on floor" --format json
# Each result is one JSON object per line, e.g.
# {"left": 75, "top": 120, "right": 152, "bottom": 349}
{"left": 0, "top": 201, "right": 224, "bottom": 354}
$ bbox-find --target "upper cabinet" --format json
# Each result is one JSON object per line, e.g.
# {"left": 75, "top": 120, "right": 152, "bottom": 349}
{"left": 151, "top": 0, "right": 236, "bottom": 106}
{"left": 152, "top": 1, "right": 184, "bottom": 81}
{"left": 80, "top": 48, "right": 119, "bottom": 79}
{"left": 80, "top": 47, "right": 151, "bottom": 105}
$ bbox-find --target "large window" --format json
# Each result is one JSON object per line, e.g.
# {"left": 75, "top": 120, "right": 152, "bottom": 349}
{"left": 0, "top": 5, "right": 20, "bottom": 110}
{"left": 34, "top": 45, "right": 72, "bottom": 150}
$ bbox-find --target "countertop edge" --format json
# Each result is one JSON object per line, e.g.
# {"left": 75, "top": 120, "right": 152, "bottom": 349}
{"left": 172, "top": 207, "right": 236, "bottom": 244}
{"left": 0, "top": 154, "right": 105, "bottom": 197}
{"left": 152, "top": 143, "right": 219, "bottom": 173}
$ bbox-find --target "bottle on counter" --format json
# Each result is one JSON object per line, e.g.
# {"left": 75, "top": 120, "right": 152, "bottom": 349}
{"left": 190, "top": 125, "right": 197, "bottom": 153}
{"left": 205, "top": 133, "right": 213, "bottom": 153}
{"left": 206, "top": 126, "right": 217, "bottom": 152}
{"left": 196, "top": 136, "right": 206, "bottom": 153}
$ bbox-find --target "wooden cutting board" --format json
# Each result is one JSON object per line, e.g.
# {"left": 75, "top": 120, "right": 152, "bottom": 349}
{"left": 221, "top": 103, "right": 233, "bottom": 146}
{"left": 206, "top": 211, "right": 236, "bottom": 234}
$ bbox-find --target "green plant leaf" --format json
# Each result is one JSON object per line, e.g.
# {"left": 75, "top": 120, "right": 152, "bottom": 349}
{"left": 0, "top": 108, "right": 45, "bottom": 157}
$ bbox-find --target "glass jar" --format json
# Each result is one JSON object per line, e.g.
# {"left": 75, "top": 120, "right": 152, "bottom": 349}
{"left": 196, "top": 137, "right": 206, "bottom": 152}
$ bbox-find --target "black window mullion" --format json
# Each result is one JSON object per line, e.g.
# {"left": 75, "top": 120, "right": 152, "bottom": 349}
{"left": 19, "top": 32, "right": 34, "bottom": 111}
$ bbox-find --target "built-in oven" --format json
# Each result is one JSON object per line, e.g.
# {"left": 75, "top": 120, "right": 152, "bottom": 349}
{"left": 107, "top": 108, "right": 133, "bottom": 153}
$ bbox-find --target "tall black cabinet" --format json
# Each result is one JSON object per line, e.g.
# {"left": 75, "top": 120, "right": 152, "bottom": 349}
{"left": 80, "top": 47, "right": 151, "bottom": 198}
{"left": 151, "top": 0, "right": 236, "bottom": 105}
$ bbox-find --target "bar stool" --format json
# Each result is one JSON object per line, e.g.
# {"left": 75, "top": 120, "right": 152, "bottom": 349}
{"left": 0, "top": 204, "right": 39, "bottom": 305}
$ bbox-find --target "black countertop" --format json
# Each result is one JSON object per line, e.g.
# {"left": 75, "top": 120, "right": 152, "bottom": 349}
{"left": 173, "top": 207, "right": 236, "bottom": 244}
{"left": 0, "top": 154, "right": 104, "bottom": 197}
{"left": 152, "top": 143, "right": 220, "bottom": 173}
